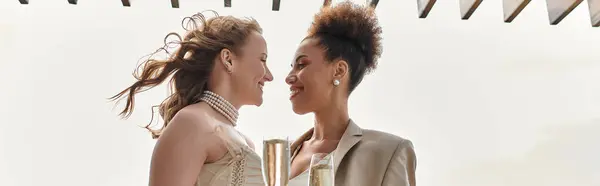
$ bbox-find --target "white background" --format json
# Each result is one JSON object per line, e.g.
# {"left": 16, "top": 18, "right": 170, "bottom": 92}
{"left": 1, "top": 0, "right": 599, "bottom": 186}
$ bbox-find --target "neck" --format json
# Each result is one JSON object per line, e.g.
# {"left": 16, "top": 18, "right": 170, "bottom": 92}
{"left": 312, "top": 100, "right": 350, "bottom": 140}
{"left": 208, "top": 87, "right": 241, "bottom": 110}
{"left": 207, "top": 74, "right": 242, "bottom": 110}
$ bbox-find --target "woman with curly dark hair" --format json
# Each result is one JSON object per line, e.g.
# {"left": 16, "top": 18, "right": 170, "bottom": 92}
{"left": 110, "top": 11, "right": 272, "bottom": 186}
{"left": 285, "top": 2, "right": 417, "bottom": 186}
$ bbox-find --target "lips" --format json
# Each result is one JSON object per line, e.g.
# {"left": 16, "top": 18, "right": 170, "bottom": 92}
{"left": 259, "top": 84, "right": 264, "bottom": 91}
{"left": 289, "top": 86, "right": 303, "bottom": 99}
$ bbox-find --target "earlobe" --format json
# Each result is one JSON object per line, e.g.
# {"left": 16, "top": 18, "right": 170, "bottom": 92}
{"left": 220, "top": 48, "right": 234, "bottom": 73}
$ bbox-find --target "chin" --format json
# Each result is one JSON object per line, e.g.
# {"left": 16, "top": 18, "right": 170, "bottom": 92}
{"left": 291, "top": 105, "right": 310, "bottom": 115}
{"left": 251, "top": 97, "right": 263, "bottom": 107}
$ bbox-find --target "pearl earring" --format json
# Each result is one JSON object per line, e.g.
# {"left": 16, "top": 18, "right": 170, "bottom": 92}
{"left": 333, "top": 79, "right": 340, "bottom": 86}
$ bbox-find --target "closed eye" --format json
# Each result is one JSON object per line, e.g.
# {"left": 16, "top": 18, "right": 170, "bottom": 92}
{"left": 292, "top": 55, "right": 308, "bottom": 69}
{"left": 261, "top": 53, "right": 267, "bottom": 63}
{"left": 290, "top": 62, "right": 306, "bottom": 69}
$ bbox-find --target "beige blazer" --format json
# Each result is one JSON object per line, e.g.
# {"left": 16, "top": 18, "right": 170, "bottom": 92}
{"left": 290, "top": 119, "right": 417, "bottom": 186}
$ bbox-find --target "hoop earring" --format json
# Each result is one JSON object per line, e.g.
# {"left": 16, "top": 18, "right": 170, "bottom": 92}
{"left": 333, "top": 79, "right": 340, "bottom": 86}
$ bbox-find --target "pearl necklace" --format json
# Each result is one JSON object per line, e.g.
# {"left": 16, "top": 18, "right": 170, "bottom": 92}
{"left": 200, "top": 91, "right": 239, "bottom": 126}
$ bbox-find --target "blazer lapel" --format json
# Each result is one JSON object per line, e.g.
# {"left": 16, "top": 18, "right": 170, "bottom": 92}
{"left": 332, "top": 119, "right": 363, "bottom": 175}
{"left": 290, "top": 128, "right": 314, "bottom": 159}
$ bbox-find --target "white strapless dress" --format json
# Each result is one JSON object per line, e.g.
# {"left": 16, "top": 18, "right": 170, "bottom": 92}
{"left": 194, "top": 125, "right": 265, "bottom": 186}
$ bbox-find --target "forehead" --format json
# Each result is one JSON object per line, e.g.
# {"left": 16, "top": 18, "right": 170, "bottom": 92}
{"left": 295, "top": 38, "right": 322, "bottom": 56}
{"left": 242, "top": 31, "right": 267, "bottom": 54}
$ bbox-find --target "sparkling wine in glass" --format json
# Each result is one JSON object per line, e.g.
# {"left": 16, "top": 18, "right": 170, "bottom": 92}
{"left": 262, "top": 136, "right": 290, "bottom": 186}
{"left": 308, "top": 153, "right": 335, "bottom": 186}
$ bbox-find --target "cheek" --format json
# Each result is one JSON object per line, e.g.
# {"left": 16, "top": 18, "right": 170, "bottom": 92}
{"left": 257, "top": 64, "right": 267, "bottom": 76}
{"left": 298, "top": 70, "right": 327, "bottom": 97}
{"left": 240, "top": 62, "right": 263, "bottom": 79}
{"left": 252, "top": 65, "right": 266, "bottom": 80}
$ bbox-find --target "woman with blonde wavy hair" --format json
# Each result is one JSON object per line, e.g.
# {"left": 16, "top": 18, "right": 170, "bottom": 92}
{"left": 110, "top": 11, "right": 273, "bottom": 186}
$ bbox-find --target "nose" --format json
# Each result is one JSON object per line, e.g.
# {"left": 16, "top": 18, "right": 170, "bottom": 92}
{"left": 285, "top": 74, "right": 296, "bottom": 85}
{"left": 264, "top": 66, "right": 274, "bottom": 82}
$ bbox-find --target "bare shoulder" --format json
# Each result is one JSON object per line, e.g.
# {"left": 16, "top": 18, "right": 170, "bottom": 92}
{"left": 166, "top": 106, "right": 214, "bottom": 133}
{"left": 148, "top": 105, "right": 221, "bottom": 186}
{"left": 156, "top": 105, "right": 219, "bottom": 154}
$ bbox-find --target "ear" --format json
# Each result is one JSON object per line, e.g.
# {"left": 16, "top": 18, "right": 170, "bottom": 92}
{"left": 332, "top": 59, "right": 349, "bottom": 81}
{"left": 219, "top": 48, "right": 234, "bottom": 73}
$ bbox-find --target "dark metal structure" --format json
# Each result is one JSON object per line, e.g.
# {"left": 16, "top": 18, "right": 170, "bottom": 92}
{"left": 323, "top": 0, "right": 332, "bottom": 7}
{"left": 171, "top": 0, "right": 179, "bottom": 8}
{"left": 368, "top": 0, "right": 380, "bottom": 8}
{"left": 321, "top": 0, "right": 379, "bottom": 9}
{"left": 460, "top": 0, "right": 483, "bottom": 20}
{"left": 503, "top": 0, "right": 531, "bottom": 23}
{"left": 272, "top": 0, "right": 280, "bottom": 11}
{"left": 13, "top": 0, "right": 600, "bottom": 27}
{"left": 417, "top": 0, "right": 436, "bottom": 18}
{"left": 590, "top": 0, "right": 600, "bottom": 27}
{"left": 547, "top": 0, "right": 583, "bottom": 25}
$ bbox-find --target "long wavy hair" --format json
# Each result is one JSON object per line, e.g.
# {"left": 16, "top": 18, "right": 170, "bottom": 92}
{"left": 110, "top": 11, "right": 262, "bottom": 139}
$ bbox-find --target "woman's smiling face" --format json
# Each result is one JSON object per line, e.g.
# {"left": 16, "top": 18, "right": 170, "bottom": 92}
{"left": 285, "top": 38, "right": 338, "bottom": 114}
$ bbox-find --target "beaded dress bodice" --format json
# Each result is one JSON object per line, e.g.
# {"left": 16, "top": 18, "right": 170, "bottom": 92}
{"left": 195, "top": 125, "right": 265, "bottom": 186}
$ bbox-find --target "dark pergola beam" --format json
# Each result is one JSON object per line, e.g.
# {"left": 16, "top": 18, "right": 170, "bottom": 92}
{"left": 272, "top": 0, "right": 280, "bottom": 11}
{"left": 368, "top": 0, "right": 380, "bottom": 8}
{"left": 460, "top": 0, "right": 483, "bottom": 20}
{"left": 19, "top": 0, "right": 28, "bottom": 4}
{"left": 68, "top": 0, "right": 77, "bottom": 4}
{"left": 503, "top": 0, "right": 531, "bottom": 23}
{"left": 417, "top": 0, "right": 436, "bottom": 18}
{"left": 171, "top": 0, "right": 179, "bottom": 8}
{"left": 121, "top": 0, "right": 130, "bottom": 7}
{"left": 321, "top": 0, "right": 377, "bottom": 8}
{"left": 545, "top": 0, "right": 583, "bottom": 25}
{"left": 224, "top": 0, "right": 231, "bottom": 7}
{"left": 588, "top": 0, "right": 599, "bottom": 27}
{"left": 323, "top": 0, "right": 332, "bottom": 7}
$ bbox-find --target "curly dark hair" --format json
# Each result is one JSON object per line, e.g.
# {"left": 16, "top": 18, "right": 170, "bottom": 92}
{"left": 307, "top": 1, "right": 383, "bottom": 93}
{"left": 110, "top": 11, "right": 262, "bottom": 139}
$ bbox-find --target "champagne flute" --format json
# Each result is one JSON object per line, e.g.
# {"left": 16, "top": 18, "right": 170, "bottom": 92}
{"left": 262, "top": 136, "right": 291, "bottom": 186}
{"left": 308, "top": 153, "right": 335, "bottom": 186}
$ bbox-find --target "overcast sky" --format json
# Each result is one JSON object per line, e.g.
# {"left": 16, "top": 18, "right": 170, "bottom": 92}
{"left": 1, "top": 0, "right": 599, "bottom": 186}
